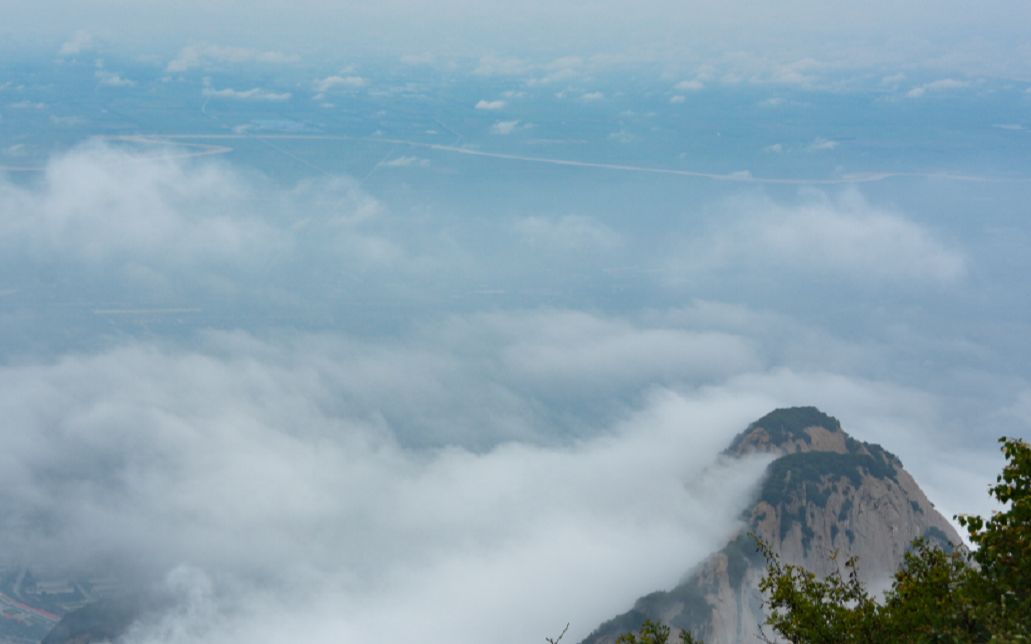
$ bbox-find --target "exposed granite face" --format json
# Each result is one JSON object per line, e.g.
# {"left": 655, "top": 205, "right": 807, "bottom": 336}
{"left": 583, "top": 407, "right": 962, "bottom": 644}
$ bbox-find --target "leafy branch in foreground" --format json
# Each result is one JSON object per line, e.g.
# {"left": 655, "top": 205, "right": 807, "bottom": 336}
{"left": 759, "top": 436, "right": 1031, "bottom": 643}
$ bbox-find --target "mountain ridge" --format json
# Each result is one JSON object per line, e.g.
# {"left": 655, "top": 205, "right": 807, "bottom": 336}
{"left": 582, "top": 406, "right": 961, "bottom": 643}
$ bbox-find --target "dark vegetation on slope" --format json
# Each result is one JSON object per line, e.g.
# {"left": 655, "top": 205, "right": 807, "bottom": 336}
{"left": 759, "top": 450, "right": 898, "bottom": 510}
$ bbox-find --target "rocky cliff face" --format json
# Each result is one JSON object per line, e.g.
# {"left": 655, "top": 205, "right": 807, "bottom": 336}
{"left": 582, "top": 407, "right": 961, "bottom": 644}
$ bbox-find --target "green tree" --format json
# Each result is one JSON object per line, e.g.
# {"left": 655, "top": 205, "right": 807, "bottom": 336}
{"left": 615, "top": 619, "right": 701, "bottom": 643}
{"left": 956, "top": 436, "right": 1031, "bottom": 640}
{"left": 757, "top": 542, "right": 880, "bottom": 642}
{"left": 759, "top": 436, "right": 1031, "bottom": 643}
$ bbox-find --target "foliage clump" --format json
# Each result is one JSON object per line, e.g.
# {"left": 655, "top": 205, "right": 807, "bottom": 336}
{"left": 754, "top": 407, "right": 842, "bottom": 441}
{"left": 615, "top": 620, "right": 701, "bottom": 644}
{"left": 921, "top": 525, "right": 951, "bottom": 550}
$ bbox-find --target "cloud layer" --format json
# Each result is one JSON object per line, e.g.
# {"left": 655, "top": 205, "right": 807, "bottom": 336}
{"left": 0, "top": 325, "right": 778, "bottom": 643}
{"left": 0, "top": 142, "right": 1022, "bottom": 643}
{"left": 1, "top": 306, "right": 987, "bottom": 643}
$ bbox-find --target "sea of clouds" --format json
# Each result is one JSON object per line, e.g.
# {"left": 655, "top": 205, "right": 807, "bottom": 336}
{"left": 0, "top": 143, "right": 1020, "bottom": 642}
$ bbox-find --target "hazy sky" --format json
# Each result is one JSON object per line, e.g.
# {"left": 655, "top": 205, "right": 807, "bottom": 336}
{"left": 1, "top": 2, "right": 1030, "bottom": 642}
{"left": 4, "top": 0, "right": 1031, "bottom": 75}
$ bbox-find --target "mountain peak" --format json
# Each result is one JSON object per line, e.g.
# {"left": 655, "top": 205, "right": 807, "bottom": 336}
{"left": 584, "top": 406, "right": 958, "bottom": 644}
{"left": 726, "top": 406, "right": 850, "bottom": 457}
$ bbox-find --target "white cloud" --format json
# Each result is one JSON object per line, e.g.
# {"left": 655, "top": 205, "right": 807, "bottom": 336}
{"left": 167, "top": 44, "right": 299, "bottom": 72}
{"left": 0, "top": 142, "right": 488, "bottom": 300}
{"left": 202, "top": 86, "right": 291, "bottom": 101}
{"left": 470, "top": 54, "right": 629, "bottom": 86}
{"left": 530, "top": 56, "right": 587, "bottom": 85}
{"left": 906, "top": 78, "right": 969, "bottom": 98}
{"left": 808, "top": 137, "right": 838, "bottom": 151}
{"left": 763, "top": 143, "right": 784, "bottom": 153}
{"left": 475, "top": 99, "right": 506, "bottom": 110}
{"left": 50, "top": 115, "right": 84, "bottom": 126}
{"left": 767, "top": 57, "right": 822, "bottom": 85}
{"left": 58, "top": 30, "right": 94, "bottom": 56}
{"left": 8, "top": 100, "right": 46, "bottom": 110}
{"left": 694, "top": 54, "right": 828, "bottom": 88}
{"left": 313, "top": 75, "right": 368, "bottom": 95}
{"left": 514, "top": 215, "right": 621, "bottom": 252}
{"left": 490, "top": 119, "right": 522, "bottom": 135}
{"left": 674, "top": 79, "right": 704, "bottom": 91}
{"left": 581, "top": 91, "right": 604, "bottom": 102}
{"left": 0, "top": 144, "right": 282, "bottom": 266}
{"left": 669, "top": 95, "right": 685, "bottom": 104}
{"left": 674, "top": 191, "right": 966, "bottom": 284}
{"left": 923, "top": 78, "right": 969, "bottom": 91}
{"left": 95, "top": 69, "right": 135, "bottom": 87}
{"left": 0, "top": 144, "right": 413, "bottom": 287}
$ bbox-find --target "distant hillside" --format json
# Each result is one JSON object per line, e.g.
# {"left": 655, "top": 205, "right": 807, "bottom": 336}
{"left": 42, "top": 596, "right": 142, "bottom": 644}
{"left": 583, "top": 406, "right": 961, "bottom": 644}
